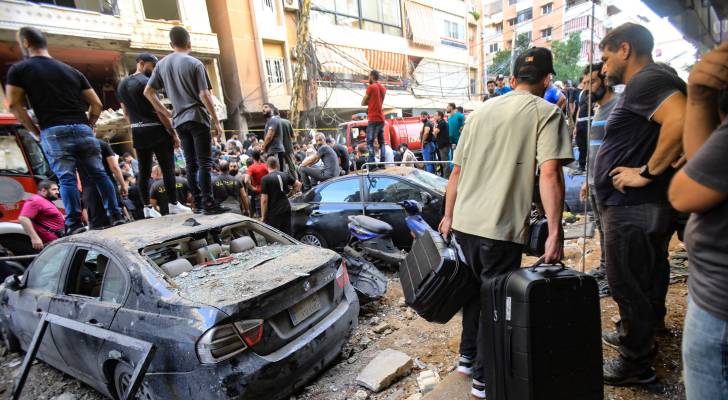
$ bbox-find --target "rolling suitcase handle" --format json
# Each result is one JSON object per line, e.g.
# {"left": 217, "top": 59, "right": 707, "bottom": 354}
{"left": 529, "top": 256, "right": 567, "bottom": 275}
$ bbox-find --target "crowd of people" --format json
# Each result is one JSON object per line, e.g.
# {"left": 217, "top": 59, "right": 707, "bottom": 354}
{"left": 439, "top": 22, "right": 728, "bottom": 400}
{"left": 6, "top": 19, "right": 728, "bottom": 400}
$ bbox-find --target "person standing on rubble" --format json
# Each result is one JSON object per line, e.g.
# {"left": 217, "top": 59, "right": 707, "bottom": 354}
{"left": 439, "top": 47, "right": 572, "bottom": 399}
{"left": 144, "top": 26, "right": 228, "bottom": 215}
{"left": 668, "top": 41, "right": 728, "bottom": 400}
{"left": 6, "top": 27, "right": 125, "bottom": 235}
{"left": 595, "top": 23, "right": 686, "bottom": 385}
{"left": 118, "top": 53, "right": 191, "bottom": 218}
{"left": 578, "top": 62, "right": 619, "bottom": 292}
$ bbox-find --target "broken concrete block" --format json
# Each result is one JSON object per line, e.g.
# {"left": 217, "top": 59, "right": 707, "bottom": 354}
{"left": 372, "top": 322, "right": 390, "bottom": 334}
{"left": 356, "top": 349, "right": 413, "bottom": 392}
{"left": 417, "top": 370, "right": 440, "bottom": 394}
{"left": 353, "top": 389, "right": 368, "bottom": 400}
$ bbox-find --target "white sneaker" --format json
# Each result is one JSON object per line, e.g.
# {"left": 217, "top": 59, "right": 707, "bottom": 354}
{"left": 471, "top": 379, "right": 486, "bottom": 399}
{"left": 457, "top": 355, "right": 474, "bottom": 376}
{"left": 144, "top": 206, "right": 162, "bottom": 218}
{"left": 168, "top": 202, "right": 192, "bottom": 214}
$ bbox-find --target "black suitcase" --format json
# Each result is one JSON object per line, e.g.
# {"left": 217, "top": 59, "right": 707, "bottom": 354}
{"left": 398, "top": 229, "right": 478, "bottom": 323}
{"left": 483, "top": 260, "right": 603, "bottom": 400}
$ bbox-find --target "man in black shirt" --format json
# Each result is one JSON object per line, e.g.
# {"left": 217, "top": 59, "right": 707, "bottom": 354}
{"left": 211, "top": 160, "right": 251, "bottom": 215}
{"left": 595, "top": 23, "right": 687, "bottom": 385}
{"left": 573, "top": 72, "right": 594, "bottom": 172}
{"left": 118, "top": 53, "right": 191, "bottom": 219}
{"left": 433, "top": 110, "right": 450, "bottom": 178}
{"left": 326, "top": 137, "right": 350, "bottom": 174}
{"left": 6, "top": 27, "right": 123, "bottom": 233}
{"left": 669, "top": 42, "right": 728, "bottom": 399}
{"left": 420, "top": 112, "right": 436, "bottom": 174}
{"left": 261, "top": 156, "right": 301, "bottom": 235}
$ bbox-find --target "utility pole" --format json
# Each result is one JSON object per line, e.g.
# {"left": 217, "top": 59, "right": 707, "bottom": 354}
{"left": 289, "top": 0, "right": 312, "bottom": 133}
{"left": 509, "top": 24, "right": 518, "bottom": 75}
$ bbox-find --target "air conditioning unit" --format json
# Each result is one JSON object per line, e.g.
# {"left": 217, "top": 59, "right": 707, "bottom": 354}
{"left": 283, "top": 0, "right": 299, "bottom": 11}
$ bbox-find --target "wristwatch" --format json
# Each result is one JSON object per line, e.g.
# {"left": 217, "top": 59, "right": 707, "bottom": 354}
{"left": 639, "top": 165, "right": 656, "bottom": 180}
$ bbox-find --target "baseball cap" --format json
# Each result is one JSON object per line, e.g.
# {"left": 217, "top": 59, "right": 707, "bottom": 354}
{"left": 496, "top": 74, "right": 505, "bottom": 81}
{"left": 513, "top": 47, "right": 556, "bottom": 80}
{"left": 136, "top": 53, "right": 158, "bottom": 64}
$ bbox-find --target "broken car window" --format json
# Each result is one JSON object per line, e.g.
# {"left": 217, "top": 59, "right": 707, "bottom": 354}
{"left": 25, "top": 244, "right": 71, "bottom": 293}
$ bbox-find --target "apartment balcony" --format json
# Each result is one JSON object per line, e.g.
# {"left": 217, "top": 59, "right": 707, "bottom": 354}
{"left": 0, "top": 0, "right": 127, "bottom": 42}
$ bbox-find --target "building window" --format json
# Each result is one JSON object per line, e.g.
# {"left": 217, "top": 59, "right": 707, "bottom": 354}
{"left": 508, "top": 18, "right": 516, "bottom": 26}
{"left": 488, "top": 42, "right": 499, "bottom": 53}
{"left": 516, "top": 8, "right": 532, "bottom": 24}
{"left": 493, "top": 23, "right": 503, "bottom": 33}
{"left": 541, "top": 27, "right": 552, "bottom": 40}
{"left": 142, "top": 0, "right": 180, "bottom": 21}
{"left": 541, "top": 3, "right": 553, "bottom": 14}
{"left": 262, "top": 0, "right": 274, "bottom": 13}
{"left": 31, "top": 0, "right": 117, "bottom": 15}
{"left": 312, "top": 0, "right": 402, "bottom": 36}
{"left": 265, "top": 58, "right": 285, "bottom": 85}
{"left": 508, "top": 0, "right": 518, "bottom": 5}
{"left": 442, "top": 19, "right": 465, "bottom": 41}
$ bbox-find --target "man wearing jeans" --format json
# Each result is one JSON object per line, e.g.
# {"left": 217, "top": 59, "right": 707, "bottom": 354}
{"left": 361, "top": 70, "right": 386, "bottom": 167}
{"left": 6, "top": 27, "right": 124, "bottom": 234}
{"left": 595, "top": 23, "right": 686, "bottom": 385}
{"left": 144, "top": 26, "right": 227, "bottom": 215}
{"left": 669, "top": 41, "right": 728, "bottom": 400}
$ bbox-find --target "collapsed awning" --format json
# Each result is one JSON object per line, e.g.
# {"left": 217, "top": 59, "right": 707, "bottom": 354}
{"left": 315, "top": 43, "right": 371, "bottom": 76}
{"left": 404, "top": 1, "right": 438, "bottom": 48}
{"left": 363, "top": 49, "right": 405, "bottom": 78}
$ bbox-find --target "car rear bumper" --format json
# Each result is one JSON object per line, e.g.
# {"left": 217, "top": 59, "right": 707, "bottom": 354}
{"left": 144, "top": 285, "right": 359, "bottom": 399}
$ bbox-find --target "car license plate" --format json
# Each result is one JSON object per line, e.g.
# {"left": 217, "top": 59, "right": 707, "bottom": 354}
{"left": 289, "top": 293, "right": 322, "bottom": 326}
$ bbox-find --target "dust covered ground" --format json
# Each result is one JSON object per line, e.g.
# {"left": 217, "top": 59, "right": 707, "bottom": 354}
{"left": 0, "top": 236, "right": 689, "bottom": 400}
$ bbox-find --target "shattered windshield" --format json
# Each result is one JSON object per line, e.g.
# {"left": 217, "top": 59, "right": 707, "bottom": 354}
{"left": 404, "top": 169, "right": 447, "bottom": 193}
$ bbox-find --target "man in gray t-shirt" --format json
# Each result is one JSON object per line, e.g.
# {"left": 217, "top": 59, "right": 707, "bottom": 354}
{"left": 300, "top": 133, "right": 340, "bottom": 190}
{"left": 143, "top": 26, "right": 227, "bottom": 214}
{"left": 578, "top": 64, "right": 618, "bottom": 281}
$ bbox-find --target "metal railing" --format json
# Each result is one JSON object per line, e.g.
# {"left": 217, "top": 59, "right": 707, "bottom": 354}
{"left": 356, "top": 160, "right": 452, "bottom": 174}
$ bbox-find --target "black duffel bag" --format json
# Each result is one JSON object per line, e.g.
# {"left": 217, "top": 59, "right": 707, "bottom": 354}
{"left": 398, "top": 229, "right": 477, "bottom": 323}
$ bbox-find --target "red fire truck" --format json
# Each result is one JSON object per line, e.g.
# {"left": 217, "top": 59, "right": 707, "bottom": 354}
{"left": 0, "top": 113, "right": 57, "bottom": 257}
{"left": 335, "top": 116, "right": 426, "bottom": 154}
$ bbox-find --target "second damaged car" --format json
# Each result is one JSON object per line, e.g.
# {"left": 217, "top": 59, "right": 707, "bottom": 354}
{"left": 0, "top": 213, "right": 359, "bottom": 399}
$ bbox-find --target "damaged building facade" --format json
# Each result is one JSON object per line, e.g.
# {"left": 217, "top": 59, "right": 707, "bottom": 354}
{"left": 0, "top": 0, "right": 225, "bottom": 152}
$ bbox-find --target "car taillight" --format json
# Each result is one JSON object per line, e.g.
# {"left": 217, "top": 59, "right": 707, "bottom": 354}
{"left": 196, "top": 324, "right": 247, "bottom": 364}
{"left": 336, "top": 259, "right": 350, "bottom": 288}
{"left": 234, "top": 319, "right": 264, "bottom": 347}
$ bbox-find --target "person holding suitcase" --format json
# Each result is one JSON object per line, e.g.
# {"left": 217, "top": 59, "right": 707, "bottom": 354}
{"left": 439, "top": 47, "right": 572, "bottom": 399}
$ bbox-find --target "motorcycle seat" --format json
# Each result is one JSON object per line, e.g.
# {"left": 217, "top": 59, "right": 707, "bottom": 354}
{"left": 350, "top": 215, "right": 393, "bottom": 234}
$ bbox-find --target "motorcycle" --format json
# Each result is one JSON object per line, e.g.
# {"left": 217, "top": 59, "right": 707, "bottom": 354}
{"left": 399, "top": 200, "right": 433, "bottom": 239}
{"left": 343, "top": 214, "right": 405, "bottom": 268}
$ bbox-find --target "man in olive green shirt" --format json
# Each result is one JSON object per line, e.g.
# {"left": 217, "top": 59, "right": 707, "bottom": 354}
{"left": 439, "top": 48, "right": 573, "bottom": 399}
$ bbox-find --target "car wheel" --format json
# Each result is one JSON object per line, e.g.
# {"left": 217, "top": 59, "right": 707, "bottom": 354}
{"left": 114, "top": 362, "right": 157, "bottom": 400}
{"left": 298, "top": 231, "right": 327, "bottom": 248}
{"left": 0, "top": 321, "right": 20, "bottom": 356}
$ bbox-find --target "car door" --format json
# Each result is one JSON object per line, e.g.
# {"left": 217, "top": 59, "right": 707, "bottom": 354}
{"left": 10, "top": 244, "right": 71, "bottom": 369}
{"left": 363, "top": 176, "right": 424, "bottom": 249}
{"left": 306, "top": 176, "right": 366, "bottom": 250}
{"left": 49, "top": 246, "right": 129, "bottom": 382}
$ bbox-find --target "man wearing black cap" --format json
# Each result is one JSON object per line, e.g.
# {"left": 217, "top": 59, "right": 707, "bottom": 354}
{"left": 439, "top": 47, "right": 572, "bottom": 399}
{"left": 118, "top": 53, "right": 191, "bottom": 218}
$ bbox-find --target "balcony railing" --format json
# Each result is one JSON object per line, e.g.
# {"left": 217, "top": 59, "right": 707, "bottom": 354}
{"left": 28, "top": 0, "right": 119, "bottom": 16}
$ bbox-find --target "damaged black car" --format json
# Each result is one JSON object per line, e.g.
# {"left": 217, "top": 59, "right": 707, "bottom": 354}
{"left": 0, "top": 213, "right": 359, "bottom": 399}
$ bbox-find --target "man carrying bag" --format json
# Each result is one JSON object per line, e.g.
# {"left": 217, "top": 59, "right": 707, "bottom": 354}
{"left": 439, "top": 48, "right": 572, "bottom": 399}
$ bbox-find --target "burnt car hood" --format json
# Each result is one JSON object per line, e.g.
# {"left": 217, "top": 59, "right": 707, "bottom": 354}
{"left": 171, "top": 244, "right": 338, "bottom": 315}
